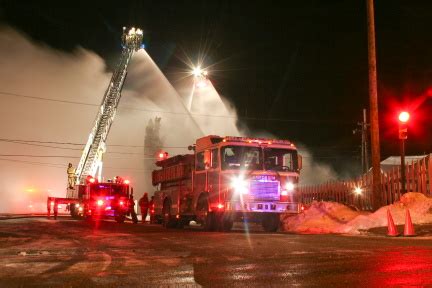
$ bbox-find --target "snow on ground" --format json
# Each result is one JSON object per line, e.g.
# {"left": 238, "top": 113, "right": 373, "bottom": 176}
{"left": 282, "top": 192, "right": 432, "bottom": 234}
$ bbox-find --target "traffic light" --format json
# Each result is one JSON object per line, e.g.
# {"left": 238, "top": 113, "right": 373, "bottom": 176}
{"left": 398, "top": 111, "right": 410, "bottom": 140}
{"left": 398, "top": 111, "right": 410, "bottom": 123}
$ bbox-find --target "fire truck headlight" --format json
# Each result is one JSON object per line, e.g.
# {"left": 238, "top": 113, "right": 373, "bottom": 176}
{"left": 97, "top": 200, "right": 104, "bottom": 206}
{"left": 285, "top": 182, "right": 295, "bottom": 191}
{"left": 78, "top": 207, "right": 83, "bottom": 212}
{"left": 231, "top": 176, "right": 248, "bottom": 194}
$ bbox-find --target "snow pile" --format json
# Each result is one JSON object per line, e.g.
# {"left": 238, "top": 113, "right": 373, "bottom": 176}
{"left": 282, "top": 192, "right": 432, "bottom": 234}
{"left": 281, "top": 200, "right": 364, "bottom": 234}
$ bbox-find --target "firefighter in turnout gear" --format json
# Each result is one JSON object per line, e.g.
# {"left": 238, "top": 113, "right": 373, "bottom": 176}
{"left": 129, "top": 191, "right": 139, "bottom": 224}
{"left": 67, "top": 163, "right": 75, "bottom": 189}
{"left": 138, "top": 193, "right": 149, "bottom": 223}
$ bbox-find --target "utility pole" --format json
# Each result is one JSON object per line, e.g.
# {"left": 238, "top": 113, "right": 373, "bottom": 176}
{"left": 366, "top": 0, "right": 382, "bottom": 210}
{"left": 363, "top": 109, "right": 369, "bottom": 172}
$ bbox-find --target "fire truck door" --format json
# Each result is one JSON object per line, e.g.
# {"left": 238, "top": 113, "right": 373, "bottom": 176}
{"left": 207, "top": 148, "right": 220, "bottom": 203}
{"left": 194, "top": 151, "right": 207, "bottom": 193}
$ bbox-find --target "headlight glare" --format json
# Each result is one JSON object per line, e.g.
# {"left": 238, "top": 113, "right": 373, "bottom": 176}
{"left": 231, "top": 176, "right": 248, "bottom": 194}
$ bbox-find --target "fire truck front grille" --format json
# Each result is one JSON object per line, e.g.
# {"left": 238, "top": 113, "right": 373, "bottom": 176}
{"left": 249, "top": 180, "right": 280, "bottom": 201}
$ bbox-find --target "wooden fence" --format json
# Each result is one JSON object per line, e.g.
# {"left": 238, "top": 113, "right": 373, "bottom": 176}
{"left": 298, "top": 155, "right": 432, "bottom": 211}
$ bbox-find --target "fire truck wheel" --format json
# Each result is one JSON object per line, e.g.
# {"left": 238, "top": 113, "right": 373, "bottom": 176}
{"left": 203, "top": 212, "right": 217, "bottom": 231}
{"left": 197, "top": 196, "right": 217, "bottom": 231}
{"left": 262, "top": 214, "right": 280, "bottom": 232}
{"left": 162, "top": 200, "right": 177, "bottom": 228}
{"left": 215, "top": 213, "right": 233, "bottom": 232}
{"left": 115, "top": 214, "right": 126, "bottom": 223}
{"left": 221, "top": 218, "right": 233, "bottom": 232}
{"left": 70, "top": 204, "right": 81, "bottom": 219}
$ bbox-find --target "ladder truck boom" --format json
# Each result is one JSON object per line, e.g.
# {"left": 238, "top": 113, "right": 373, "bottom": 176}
{"left": 74, "top": 27, "right": 143, "bottom": 184}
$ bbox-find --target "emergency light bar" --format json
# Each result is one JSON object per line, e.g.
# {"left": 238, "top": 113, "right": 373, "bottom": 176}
{"left": 223, "top": 136, "right": 294, "bottom": 146}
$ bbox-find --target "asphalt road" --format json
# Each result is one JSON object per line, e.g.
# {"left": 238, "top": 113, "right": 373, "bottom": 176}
{"left": 1, "top": 218, "right": 432, "bottom": 287}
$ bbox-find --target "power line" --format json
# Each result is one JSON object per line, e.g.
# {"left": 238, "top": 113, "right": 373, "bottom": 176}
{"left": 0, "top": 154, "right": 80, "bottom": 158}
{"left": 0, "top": 154, "right": 159, "bottom": 160}
{"left": 0, "top": 157, "right": 153, "bottom": 172}
{"left": 0, "top": 138, "right": 188, "bottom": 149}
{"left": 1, "top": 91, "right": 355, "bottom": 124}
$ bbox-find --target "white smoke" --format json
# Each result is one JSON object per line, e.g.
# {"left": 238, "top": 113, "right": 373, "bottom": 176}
{"left": 0, "top": 26, "right": 341, "bottom": 213}
{"left": 0, "top": 27, "right": 237, "bottom": 212}
{"left": 297, "top": 146, "right": 338, "bottom": 185}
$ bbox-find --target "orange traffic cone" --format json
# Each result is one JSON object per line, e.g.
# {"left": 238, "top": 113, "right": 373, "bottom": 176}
{"left": 387, "top": 209, "right": 399, "bottom": 237}
{"left": 403, "top": 209, "right": 416, "bottom": 237}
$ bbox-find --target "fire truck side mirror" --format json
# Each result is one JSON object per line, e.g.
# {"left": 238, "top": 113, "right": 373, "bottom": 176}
{"left": 298, "top": 154, "right": 303, "bottom": 171}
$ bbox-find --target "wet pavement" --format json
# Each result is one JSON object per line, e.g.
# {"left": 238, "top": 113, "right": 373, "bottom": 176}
{"left": 1, "top": 217, "right": 432, "bottom": 287}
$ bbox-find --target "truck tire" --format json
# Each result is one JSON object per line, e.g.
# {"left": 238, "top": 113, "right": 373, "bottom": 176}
{"left": 70, "top": 204, "right": 81, "bottom": 219}
{"left": 115, "top": 214, "right": 126, "bottom": 223}
{"left": 162, "top": 200, "right": 177, "bottom": 228}
{"left": 216, "top": 213, "right": 233, "bottom": 232}
{"left": 198, "top": 199, "right": 217, "bottom": 232}
{"left": 262, "top": 214, "right": 280, "bottom": 232}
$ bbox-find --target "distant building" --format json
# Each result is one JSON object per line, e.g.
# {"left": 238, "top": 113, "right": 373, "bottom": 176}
{"left": 380, "top": 155, "right": 429, "bottom": 173}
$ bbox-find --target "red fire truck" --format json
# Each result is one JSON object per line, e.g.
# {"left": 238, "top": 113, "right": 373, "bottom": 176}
{"left": 47, "top": 176, "right": 135, "bottom": 223}
{"left": 152, "top": 135, "right": 302, "bottom": 232}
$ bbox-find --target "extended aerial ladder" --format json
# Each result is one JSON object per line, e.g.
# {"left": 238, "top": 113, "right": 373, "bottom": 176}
{"left": 73, "top": 27, "right": 143, "bottom": 185}
{"left": 48, "top": 27, "right": 143, "bottom": 219}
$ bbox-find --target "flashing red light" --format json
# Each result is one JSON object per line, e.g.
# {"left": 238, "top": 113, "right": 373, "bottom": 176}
{"left": 158, "top": 151, "right": 169, "bottom": 160}
{"left": 281, "top": 190, "right": 288, "bottom": 196}
{"left": 124, "top": 179, "right": 130, "bottom": 185}
{"left": 217, "top": 203, "right": 224, "bottom": 209}
{"left": 97, "top": 200, "right": 104, "bottom": 206}
{"left": 119, "top": 201, "right": 124, "bottom": 206}
{"left": 50, "top": 201, "right": 55, "bottom": 206}
{"left": 398, "top": 111, "right": 410, "bottom": 123}
{"left": 301, "top": 205, "right": 305, "bottom": 211}
{"left": 88, "top": 177, "right": 96, "bottom": 184}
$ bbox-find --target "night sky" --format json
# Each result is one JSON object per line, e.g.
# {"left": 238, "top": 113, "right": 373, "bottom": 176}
{"left": 1, "top": 0, "right": 432, "bottom": 173}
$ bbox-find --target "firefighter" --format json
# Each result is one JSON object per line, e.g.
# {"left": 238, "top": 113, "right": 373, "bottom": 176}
{"left": 138, "top": 193, "right": 149, "bottom": 224}
{"left": 129, "top": 191, "right": 139, "bottom": 224}
{"left": 67, "top": 163, "right": 75, "bottom": 189}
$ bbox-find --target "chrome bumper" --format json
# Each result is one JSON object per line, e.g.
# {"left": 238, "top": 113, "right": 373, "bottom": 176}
{"left": 225, "top": 201, "right": 300, "bottom": 213}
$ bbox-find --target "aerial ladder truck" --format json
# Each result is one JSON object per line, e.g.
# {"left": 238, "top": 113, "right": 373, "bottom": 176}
{"left": 47, "top": 27, "right": 144, "bottom": 222}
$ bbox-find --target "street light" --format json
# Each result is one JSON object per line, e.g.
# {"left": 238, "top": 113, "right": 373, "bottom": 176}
{"left": 398, "top": 111, "right": 409, "bottom": 194}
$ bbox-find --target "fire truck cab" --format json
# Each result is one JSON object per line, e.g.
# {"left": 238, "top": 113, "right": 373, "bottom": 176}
{"left": 152, "top": 135, "right": 302, "bottom": 232}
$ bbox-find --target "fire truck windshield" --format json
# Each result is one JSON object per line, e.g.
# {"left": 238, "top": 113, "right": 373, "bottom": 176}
{"left": 264, "top": 148, "right": 297, "bottom": 172}
{"left": 221, "top": 146, "right": 262, "bottom": 170}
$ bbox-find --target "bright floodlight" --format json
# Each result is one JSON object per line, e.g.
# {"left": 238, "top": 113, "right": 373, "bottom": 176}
{"left": 398, "top": 111, "right": 410, "bottom": 123}
{"left": 123, "top": 27, "right": 143, "bottom": 51}
{"left": 354, "top": 187, "right": 362, "bottom": 195}
{"left": 192, "top": 67, "right": 203, "bottom": 77}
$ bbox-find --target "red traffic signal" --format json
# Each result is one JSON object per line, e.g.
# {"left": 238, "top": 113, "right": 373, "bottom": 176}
{"left": 398, "top": 111, "right": 409, "bottom": 139}
{"left": 398, "top": 111, "right": 410, "bottom": 123}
